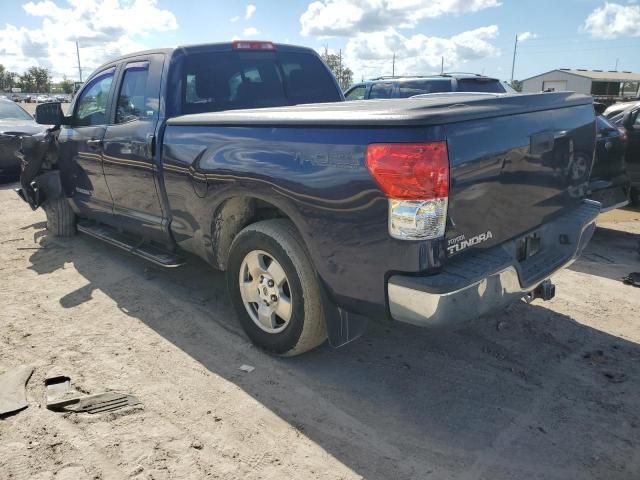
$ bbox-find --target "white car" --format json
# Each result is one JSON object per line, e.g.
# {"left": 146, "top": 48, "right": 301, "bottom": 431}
{"left": 36, "top": 95, "right": 52, "bottom": 103}
{"left": 604, "top": 100, "right": 640, "bottom": 119}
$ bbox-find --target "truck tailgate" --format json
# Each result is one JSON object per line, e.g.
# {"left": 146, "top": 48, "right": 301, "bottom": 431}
{"left": 444, "top": 102, "right": 596, "bottom": 255}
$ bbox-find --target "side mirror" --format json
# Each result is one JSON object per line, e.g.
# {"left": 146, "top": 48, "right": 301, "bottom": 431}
{"left": 34, "top": 102, "right": 66, "bottom": 126}
{"left": 593, "top": 102, "right": 607, "bottom": 115}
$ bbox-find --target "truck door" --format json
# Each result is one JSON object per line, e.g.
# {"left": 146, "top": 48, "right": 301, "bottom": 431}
{"left": 101, "top": 54, "right": 167, "bottom": 242}
{"left": 58, "top": 67, "right": 116, "bottom": 222}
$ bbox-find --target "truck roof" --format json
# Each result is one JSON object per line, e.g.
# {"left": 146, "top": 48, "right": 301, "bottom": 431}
{"left": 88, "top": 42, "right": 317, "bottom": 79}
{"left": 168, "top": 91, "right": 593, "bottom": 128}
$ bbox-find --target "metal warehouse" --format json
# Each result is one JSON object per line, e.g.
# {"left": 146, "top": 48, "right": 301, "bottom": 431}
{"left": 521, "top": 69, "right": 640, "bottom": 103}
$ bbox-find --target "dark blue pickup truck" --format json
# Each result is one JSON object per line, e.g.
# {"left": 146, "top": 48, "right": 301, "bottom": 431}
{"left": 19, "top": 41, "right": 600, "bottom": 356}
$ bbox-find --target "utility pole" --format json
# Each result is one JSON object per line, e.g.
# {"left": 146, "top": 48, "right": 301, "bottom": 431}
{"left": 441, "top": 56, "right": 444, "bottom": 74}
{"left": 615, "top": 58, "right": 619, "bottom": 71}
{"left": 392, "top": 52, "right": 395, "bottom": 78}
{"left": 337, "top": 49, "right": 342, "bottom": 89}
{"left": 510, "top": 34, "right": 518, "bottom": 84}
{"left": 76, "top": 40, "right": 82, "bottom": 82}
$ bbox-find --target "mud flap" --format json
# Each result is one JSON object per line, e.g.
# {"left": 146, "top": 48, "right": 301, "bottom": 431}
{"left": 319, "top": 282, "right": 369, "bottom": 348}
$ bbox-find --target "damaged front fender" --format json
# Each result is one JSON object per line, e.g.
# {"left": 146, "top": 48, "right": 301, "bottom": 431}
{"left": 15, "top": 128, "right": 61, "bottom": 210}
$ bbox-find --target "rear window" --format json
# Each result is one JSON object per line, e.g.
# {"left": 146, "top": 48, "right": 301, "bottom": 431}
{"left": 396, "top": 79, "right": 452, "bottom": 98}
{"left": 182, "top": 50, "right": 341, "bottom": 114}
{"left": 456, "top": 78, "right": 506, "bottom": 93}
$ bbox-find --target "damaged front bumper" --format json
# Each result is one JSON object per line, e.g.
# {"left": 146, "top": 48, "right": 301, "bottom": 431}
{"left": 387, "top": 199, "right": 601, "bottom": 327}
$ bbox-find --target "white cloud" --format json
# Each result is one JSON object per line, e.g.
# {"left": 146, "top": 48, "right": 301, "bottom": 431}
{"left": 243, "top": 27, "right": 260, "bottom": 36}
{"left": 344, "top": 25, "right": 500, "bottom": 79}
{"left": 0, "top": 0, "right": 177, "bottom": 80}
{"left": 300, "top": 0, "right": 501, "bottom": 37}
{"left": 583, "top": 2, "right": 640, "bottom": 39}
{"left": 518, "top": 31, "right": 537, "bottom": 42}
{"left": 245, "top": 4, "right": 256, "bottom": 20}
{"left": 231, "top": 15, "right": 240, "bottom": 22}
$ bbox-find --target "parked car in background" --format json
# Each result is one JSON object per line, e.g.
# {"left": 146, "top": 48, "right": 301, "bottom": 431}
{"left": 589, "top": 115, "right": 630, "bottom": 210}
{"left": 344, "top": 73, "right": 509, "bottom": 100}
{"left": 0, "top": 98, "right": 45, "bottom": 179}
{"left": 36, "top": 95, "right": 53, "bottom": 103}
{"left": 609, "top": 106, "right": 640, "bottom": 205}
{"left": 604, "top": 99, "right": 640, "bottom": 119}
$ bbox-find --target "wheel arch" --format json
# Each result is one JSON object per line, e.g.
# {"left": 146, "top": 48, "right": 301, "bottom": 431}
{"left": 209, "top": 194, "right": 307, "bottom": 271}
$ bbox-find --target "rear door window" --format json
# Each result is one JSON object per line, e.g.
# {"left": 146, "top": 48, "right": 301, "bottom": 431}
{"left": 369, "top": 82, "right": 394, "bottom": 99}
{"left": 182, "top": 50, "right": 341, "bottom": 114}
{"left": 456, "top": 78, "right": 506, "bottom": 93}
{"left": 115, "top": 62, "right": 151, "bottom": 124}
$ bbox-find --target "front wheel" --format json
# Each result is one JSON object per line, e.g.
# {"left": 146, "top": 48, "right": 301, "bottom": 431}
{"left": 226, "top": 219, "right": 327, "bottom": 356}
{"left": 43, "top": 197, "right": 76, "bottom": 237}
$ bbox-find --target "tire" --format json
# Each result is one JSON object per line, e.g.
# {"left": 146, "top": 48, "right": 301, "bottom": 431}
{"left": 631, "top": 187, "right": 640, "bottom": 207}
{"left": 43, "top": 197, "right": 76, "bottom": 237}
{"left": 227, "top": 219, "right": 327, "bottom": 356}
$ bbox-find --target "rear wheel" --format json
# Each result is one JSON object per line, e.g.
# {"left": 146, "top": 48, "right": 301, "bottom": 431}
{"left": 43, "top": 197, "right": 76, "bottom": 237}
{"left": 227, "top": 219, "right": 327, "bottom": 356}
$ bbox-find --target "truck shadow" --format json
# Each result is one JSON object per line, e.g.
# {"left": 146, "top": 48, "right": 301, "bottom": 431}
{"left": 569, "top": 226, "right": 640, "bottom": 282}
{"left": 25, "top": 223, "right": 640, "bottom": 480}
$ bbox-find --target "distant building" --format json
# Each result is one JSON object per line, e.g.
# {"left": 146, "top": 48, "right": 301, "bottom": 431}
{"left": 521, "top": 69, "right": 640, "bottom": 103}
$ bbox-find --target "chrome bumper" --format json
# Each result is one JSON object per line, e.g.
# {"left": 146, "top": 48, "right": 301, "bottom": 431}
{"left": 388, "top": 200, "right": 600, "bottom": 327}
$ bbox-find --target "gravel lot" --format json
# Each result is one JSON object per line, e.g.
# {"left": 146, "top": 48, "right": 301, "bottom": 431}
{"left": 0, "top": 182, "right": 639, "bottom": 480}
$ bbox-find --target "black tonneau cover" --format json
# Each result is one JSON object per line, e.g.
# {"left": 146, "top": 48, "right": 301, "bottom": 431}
{"left": 168, "top": 92, "right": 593, "bottom": 127}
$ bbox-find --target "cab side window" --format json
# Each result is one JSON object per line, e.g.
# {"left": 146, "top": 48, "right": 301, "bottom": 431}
{"left": 116, "top": 62, "right": 151, "bottom": 124}
{"left": 74, "top": 69, "right": 115, "bottom": 127}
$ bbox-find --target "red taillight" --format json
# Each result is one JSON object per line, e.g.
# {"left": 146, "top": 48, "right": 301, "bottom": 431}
{"left": 232, "top": 40, "right": 276, "bottom": 51}
{"left": 365, "top": 142, "right": 449, "bottom": 200}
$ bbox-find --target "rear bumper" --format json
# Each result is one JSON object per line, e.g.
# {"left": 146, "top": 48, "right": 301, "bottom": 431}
{"left": 387, "top": 200, "right": 600, "bottom": 327}
{"left": 588, "top": 175, "right": 630, "bottom": 212}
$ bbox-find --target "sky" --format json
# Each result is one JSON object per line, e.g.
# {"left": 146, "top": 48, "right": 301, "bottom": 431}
{"left": 1, "top": 0, "right": 640, "bottom": 83}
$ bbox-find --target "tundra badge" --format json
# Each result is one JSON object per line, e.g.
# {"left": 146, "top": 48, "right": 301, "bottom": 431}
{"left": 447, "top": 231, "right": 493, "bottom": 255}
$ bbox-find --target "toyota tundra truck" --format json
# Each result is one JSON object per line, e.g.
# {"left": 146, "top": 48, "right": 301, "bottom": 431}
{"left": 18, "top": 41, "right": 600, "bottom": 356}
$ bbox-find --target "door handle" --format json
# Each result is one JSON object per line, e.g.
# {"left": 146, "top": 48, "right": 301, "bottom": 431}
{"left": 87, "top": 138, "right": 103, "bottom": 150}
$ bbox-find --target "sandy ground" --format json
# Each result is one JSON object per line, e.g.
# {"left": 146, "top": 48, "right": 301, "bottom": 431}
{"left": 0, "top": 182, "right": 639, "bottom": 480}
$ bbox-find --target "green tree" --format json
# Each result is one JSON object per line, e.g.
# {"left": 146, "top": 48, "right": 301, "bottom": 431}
{"left": 60, "top": 76, "right": 74, "bottom": 94}
{"left": 18, "top": 71, "right": 35, "bottom": 92}
{"left": 511, "top": 80, "right": 523, "bottom": 92}
{"left": 320, "top": 48, "right": 353, "bottom": 91}
{"left": 18, "top": 66, "right": 51, "bottom": 92}
{"left": 0, "top": 64, "right": 18, "bottom": 92}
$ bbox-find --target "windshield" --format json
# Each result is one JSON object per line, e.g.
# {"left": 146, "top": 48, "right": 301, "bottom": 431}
{"left": 457, "top": 78, "right": 506, "bottom": 93}
{"left": 182, "top": 50, "right": 341, "bottom": 114}
{"left": 597, "top": 115, "right": 615, "bottom": 130}
{"left": 0, "top": 101, "right": 32, "bottom": 121}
